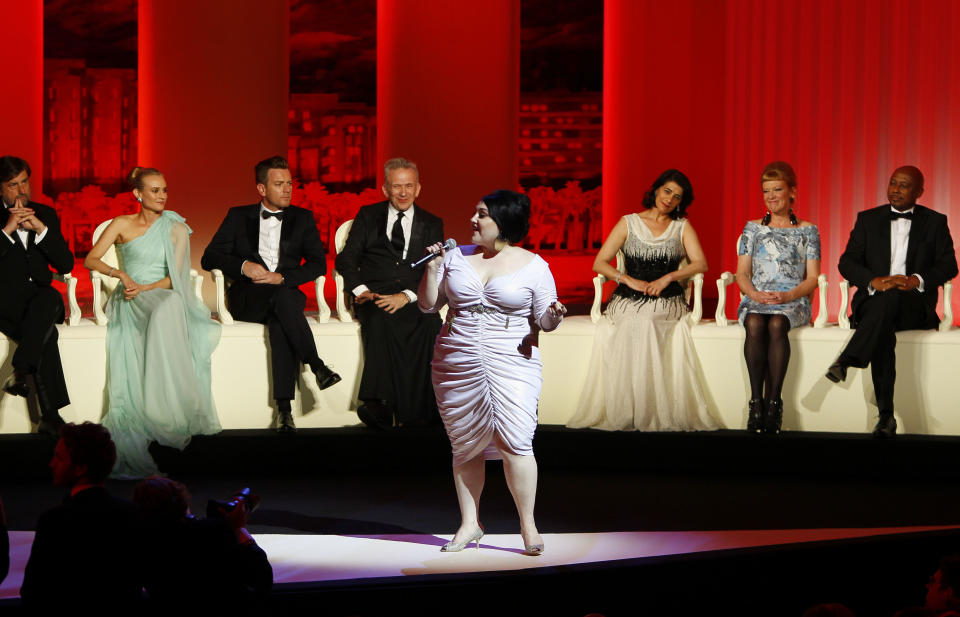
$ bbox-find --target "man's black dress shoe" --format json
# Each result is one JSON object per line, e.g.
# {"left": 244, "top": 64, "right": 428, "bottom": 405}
{"left": 873, "top": 413, "right": 897, "bottom": 438}
{"left": 314, "top": 363, "right": 342, "bottom": 391}
{"left": 3, "top": 371, "right": 30, "bottom": 398}
{"left": 825, "top": 362, "right": 847, "bottom": 383}
{"left": 357, "top": 400, "right": 393, "bottom": 431}
{"left": 37, "top": 414, "right": 65, "bottom": 437}
{"left": 276, "top": 410, "right": 297, "bottom": 434}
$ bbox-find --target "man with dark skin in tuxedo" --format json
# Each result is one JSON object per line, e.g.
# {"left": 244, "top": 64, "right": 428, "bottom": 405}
{"left": 827, "top": 166, "right": 958, "bottom": 437}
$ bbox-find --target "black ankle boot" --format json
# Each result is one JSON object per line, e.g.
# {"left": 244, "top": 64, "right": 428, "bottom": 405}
{"left": 746, "top": 399, "right": 764, "bottom": 434}
{"left": 764, "top": 399, "right": 783, "bottom": 435}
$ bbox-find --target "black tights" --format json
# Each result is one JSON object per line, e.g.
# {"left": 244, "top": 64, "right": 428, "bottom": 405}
{"left": 743, "top": 313, "right": 791, "bottom": 401}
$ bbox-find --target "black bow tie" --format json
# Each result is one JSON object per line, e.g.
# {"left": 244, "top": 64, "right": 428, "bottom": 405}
{"left": 890, "top": 211, "right": 914, "bottom": 221}
{"left": 261, "top": 210, "right": 283, "bottom": 220}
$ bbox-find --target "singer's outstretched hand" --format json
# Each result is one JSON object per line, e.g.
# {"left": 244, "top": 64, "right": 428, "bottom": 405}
{"left": 538, "top": 300, "right": 566, "bottom": 332}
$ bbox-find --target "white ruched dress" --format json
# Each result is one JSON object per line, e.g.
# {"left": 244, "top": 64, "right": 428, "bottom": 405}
{"left": 423, "top": 246, "right": 560, "bottom": 467}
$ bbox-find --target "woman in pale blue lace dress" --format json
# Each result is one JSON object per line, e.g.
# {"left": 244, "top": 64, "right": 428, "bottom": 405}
{"left": 85, "top": 168, "right": 221, "bottom": 478}
{"left": 736, "top": 162, "right": 820, "bottom": 435}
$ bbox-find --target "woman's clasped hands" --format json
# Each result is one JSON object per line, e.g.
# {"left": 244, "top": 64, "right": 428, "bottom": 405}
{"left": 622, "top": 274, "right": 672, "bottom": 297}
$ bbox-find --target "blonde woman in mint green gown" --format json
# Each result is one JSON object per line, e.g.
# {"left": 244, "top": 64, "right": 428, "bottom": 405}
{"left": 85, "top": 167, "right": 221, "bottom": 478}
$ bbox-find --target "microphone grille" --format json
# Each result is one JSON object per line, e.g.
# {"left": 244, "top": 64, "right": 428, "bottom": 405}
{"left": 443, "top": 238, "right": 457, "bottom": 250}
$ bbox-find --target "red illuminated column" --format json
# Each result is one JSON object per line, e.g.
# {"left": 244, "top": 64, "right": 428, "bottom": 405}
{"left": 378, "top": 0, "right": 519, "bottom": 240}
{"left": 1, "top": 1, "right": 44, "bottom": 190}
{"left": 603, "top": 0, "right": 726, "bottom": 278}
{"left": 139, "top": 0, "right": 288, "bottom": 278}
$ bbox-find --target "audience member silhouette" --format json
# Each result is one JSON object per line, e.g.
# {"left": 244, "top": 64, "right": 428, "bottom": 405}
{"left": 893, "top": 554, "right": 960, "bottom": 617}
{"left": 133, "top": 476, "right": 273, "bottom": 611}
{"left": 20, "top": 422, "right": 144, "bottom": 612}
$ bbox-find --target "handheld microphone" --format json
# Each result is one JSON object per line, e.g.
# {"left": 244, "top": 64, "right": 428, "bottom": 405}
{"left": 410, "top": 238, "right": 456, "bottom": 269}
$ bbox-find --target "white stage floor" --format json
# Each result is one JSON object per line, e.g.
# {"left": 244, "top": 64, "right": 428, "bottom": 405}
{"left": 2, "top": 525, "right": 956, "bottom": 599}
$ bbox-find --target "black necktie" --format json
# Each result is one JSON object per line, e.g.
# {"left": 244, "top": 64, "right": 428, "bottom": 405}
{"left": 890, "top": 211, "right": 913, "bottom": 221}
{"left": 261, "top": 210, "right": 283, "bottom": 220}
{"left": 391, "top": 211, "right": 405, "bottom": 254}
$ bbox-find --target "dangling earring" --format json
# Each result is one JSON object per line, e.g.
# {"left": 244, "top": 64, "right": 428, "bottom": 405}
{"left": 136, "top": 196, "right": 143, "bottom": 203}
{"left": 788, "top": 208, "right": 798, "bottom": 226}
{"left": 761, "top": 211, "right": 771, "bottom": 226}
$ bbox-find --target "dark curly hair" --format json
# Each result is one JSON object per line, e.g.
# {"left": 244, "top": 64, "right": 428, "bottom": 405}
{"left": 482, "top": 189, "right": 531, "bottom": 244}
{"left": 640, "top": 169, "right": 694, "bottom": 220}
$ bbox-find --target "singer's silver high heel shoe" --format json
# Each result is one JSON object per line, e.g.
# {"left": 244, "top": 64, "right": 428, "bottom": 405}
{"left": 440, "top": 525, "right": 484, "bottom": 552}
{"left": 523, "top": 542, "right": 544, "bottom": 556}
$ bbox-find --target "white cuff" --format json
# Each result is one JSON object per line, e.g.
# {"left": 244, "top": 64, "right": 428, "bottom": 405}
{"left": 352, "top": 284, "right": 370, "bottom": 297}
{"left": 402, "top": 289, "right": 418, "bottom": 302}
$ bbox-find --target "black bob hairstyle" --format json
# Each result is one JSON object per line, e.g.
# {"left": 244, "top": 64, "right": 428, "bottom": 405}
{"left": 640, "top": 169, "right": 694, "bottom": 219}
{"left": 482, "top": 189, "right": 531, "bottom": 244}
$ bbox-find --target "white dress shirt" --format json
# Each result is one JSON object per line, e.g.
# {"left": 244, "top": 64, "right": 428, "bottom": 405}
{"left": 258, "top": 203, "right": 282, "bottom": 272}
{"left": 352, "top": 203, "right": 418, "bottom": 302}
{"left": 870, "top": 206, "right": 924, "bottom": 293}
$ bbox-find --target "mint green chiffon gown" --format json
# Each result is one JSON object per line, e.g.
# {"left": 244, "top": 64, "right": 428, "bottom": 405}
{"left": 102, "top": 211, "right": 221, "bottom": 478}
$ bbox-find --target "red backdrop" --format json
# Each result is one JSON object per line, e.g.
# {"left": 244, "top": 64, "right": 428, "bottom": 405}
{"left": 606, "top": 0, "right": 960, "bottom": 321}
{"left": 719, "top": 0, "right": 960, "bottom": 319}
{"left": 139, "top": 0, "right": 289, "bottom": 293}
{"left": 0, "top": 1, "right": 44, "bottom": 189}
{"left": 378, "top": 0, "right": 520, "bottom": 242}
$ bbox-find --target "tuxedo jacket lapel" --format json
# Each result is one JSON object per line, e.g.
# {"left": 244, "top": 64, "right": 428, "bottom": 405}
{"left": 279, "top": 208, "right": 294, "bottom": 261}
{"left": 408, "top": 208, "right": 426, "bottom": 261}
{"left": 245, "top": 205, "right": 267, "bottom": 268}
{"left": 873, "top": 210, "right": 892, "bottom": 274}
{"left": 374, "top": 204, "right": 401, "bottom": 256}
{"left": 905, "top": 207, "right": 927, "bottom": 273}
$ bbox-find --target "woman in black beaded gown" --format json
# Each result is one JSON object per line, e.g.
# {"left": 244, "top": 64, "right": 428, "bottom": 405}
{"left": 567, "top": 169, "right": 721, "bottom": 431}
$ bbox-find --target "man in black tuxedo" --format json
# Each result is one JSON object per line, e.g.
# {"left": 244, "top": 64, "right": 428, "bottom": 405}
{"left": 21, "top": 422, "right": 144, "bottom": 611}
{"left": 202, "top": 156, "right": 340, "bottom": 432}
{"left": 0, "top": 156, "right": 73, "bottom": 435}
{"left": 827, "top": 166, "right": 958, "bottom": 437}
{"left": 335, "top": 158, "right": 443, "bottom": 429}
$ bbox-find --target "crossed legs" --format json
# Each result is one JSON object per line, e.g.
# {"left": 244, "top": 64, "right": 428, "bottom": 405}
{"left": 231, "top": 284, "right": 327, "bottom": 399}
{"left": 831, "top": 289, "right": 927, "bottom": 414}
